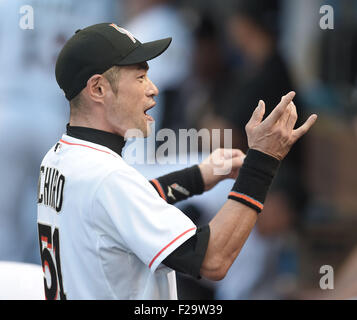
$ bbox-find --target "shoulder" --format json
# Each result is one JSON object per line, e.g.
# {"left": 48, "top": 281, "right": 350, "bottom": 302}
{"left": 97, "top": 162, "right": 156, "bottom": 199}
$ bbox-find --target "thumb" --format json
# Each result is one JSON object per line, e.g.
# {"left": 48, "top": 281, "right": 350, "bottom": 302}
{"left": 247, "top": 100, "right": 265, "bottom": 128}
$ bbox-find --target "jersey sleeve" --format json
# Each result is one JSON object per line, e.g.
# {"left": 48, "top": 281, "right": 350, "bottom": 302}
{"left": 92, "top": 167, "right": 197, "bottom": 272}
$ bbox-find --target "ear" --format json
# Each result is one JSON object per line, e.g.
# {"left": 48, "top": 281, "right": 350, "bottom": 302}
{"left": 86, "top": 74, "right": 111, "bottom": 104}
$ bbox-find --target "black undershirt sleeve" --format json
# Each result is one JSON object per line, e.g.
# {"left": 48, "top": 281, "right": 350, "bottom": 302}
{"left": 162, "top": 225, "right": 210, "bottom": 279}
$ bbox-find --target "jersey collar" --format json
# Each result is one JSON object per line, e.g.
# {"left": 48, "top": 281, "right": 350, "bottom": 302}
{"left": 66, "top": 124, "right": 126, "bottom": 156}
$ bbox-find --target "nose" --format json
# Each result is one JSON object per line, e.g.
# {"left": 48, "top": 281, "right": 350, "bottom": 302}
{"left": 146, "top": 78, "right": 159, "bottom": 97}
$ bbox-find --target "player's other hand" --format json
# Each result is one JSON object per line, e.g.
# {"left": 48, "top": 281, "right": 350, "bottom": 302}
{"left": 246, "top": 91, "right": 317, "bottom": 160}
{"left": 199, "top": 148, "right": 245, "bottom": 191}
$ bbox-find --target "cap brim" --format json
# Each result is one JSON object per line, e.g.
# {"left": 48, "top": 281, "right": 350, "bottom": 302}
{"left": 116, "top": 37, "right": 172, "bottom": 65}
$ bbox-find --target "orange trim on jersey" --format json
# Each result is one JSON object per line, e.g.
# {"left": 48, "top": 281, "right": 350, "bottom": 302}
{"left": 43, "top": 261, "right": 49, "bottom": 273}
{"left": 228, "top": 191, "right": 264, "bottom": 210}
{"left": 59, "top": 139, "right": 114, "bottom": 156}
{"left": 151, "top": 179, "right": 167, "bottom": 201}
{"left": 149, "top": 227, "right": 196, "bottom": 269}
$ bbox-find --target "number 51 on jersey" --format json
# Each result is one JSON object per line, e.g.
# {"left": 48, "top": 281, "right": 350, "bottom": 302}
{"left": 38, "top": 223, "right": 67, "bottom": 300}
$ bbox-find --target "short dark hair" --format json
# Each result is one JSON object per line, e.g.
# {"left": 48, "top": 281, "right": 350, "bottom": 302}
{"left": 102, "top": 65, "right": 122, "bottom": 95}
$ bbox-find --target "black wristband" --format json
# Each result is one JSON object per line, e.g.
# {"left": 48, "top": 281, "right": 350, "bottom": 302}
{"left": 150, "top": 165, "right": 205, "bottom": 204}
{"left": 228, "top": 149, "right": 280, "bottom": 213}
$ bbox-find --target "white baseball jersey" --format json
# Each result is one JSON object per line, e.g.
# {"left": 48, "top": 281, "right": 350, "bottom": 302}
{"left": 37, "top": 134, "right": 197, "bottom": 299}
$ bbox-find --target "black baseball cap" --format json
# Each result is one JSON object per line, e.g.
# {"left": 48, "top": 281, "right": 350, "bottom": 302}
{"left": 55, "top": 23, "right": 172, "bottom": 100}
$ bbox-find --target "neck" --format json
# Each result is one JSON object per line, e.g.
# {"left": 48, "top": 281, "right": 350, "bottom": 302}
{"left": 69, "top": 114, "right": 126, "bottom": 137}
{"left": 70, "top": 113, "right": 103, "bottom": 130}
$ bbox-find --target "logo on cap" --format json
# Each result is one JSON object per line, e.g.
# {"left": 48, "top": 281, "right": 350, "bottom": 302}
{"left": 109, "top": 23, "right": 136, "bottom": 43}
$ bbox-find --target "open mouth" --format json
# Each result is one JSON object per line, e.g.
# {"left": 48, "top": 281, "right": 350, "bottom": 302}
{"left": 144, "top": 103, "right": 155, "bottom": 122}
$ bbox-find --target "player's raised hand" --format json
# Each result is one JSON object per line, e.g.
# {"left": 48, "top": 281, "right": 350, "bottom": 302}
{"left": 245, "top": 91, "right": 317, "bottom": 160}
{"left": 199, "top": 148, "right": 246, "bottom": 191}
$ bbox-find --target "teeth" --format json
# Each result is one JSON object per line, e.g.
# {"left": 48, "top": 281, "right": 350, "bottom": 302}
{"left": 144, "top": 104, "right": 155, "bottom": 115}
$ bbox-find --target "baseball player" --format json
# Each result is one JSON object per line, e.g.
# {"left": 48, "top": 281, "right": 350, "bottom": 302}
{"left": 37, "top": 23, "right": 317, "bottom": 299}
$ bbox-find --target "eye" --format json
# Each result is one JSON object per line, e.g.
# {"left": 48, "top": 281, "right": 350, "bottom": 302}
{"left": 138, "top": 74, "right": 146, "bottom": 81}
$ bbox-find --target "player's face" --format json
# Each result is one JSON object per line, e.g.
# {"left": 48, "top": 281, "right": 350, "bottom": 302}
{"left": 105, "top": 63, "right": 158, "bottom": 138}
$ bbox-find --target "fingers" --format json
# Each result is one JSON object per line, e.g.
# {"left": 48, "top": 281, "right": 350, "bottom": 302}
{"left": 286, "top": 101, "right": 298, "bottom": 131}
{"left": 246, "top": 100, "right": 266, "bottom": 129}
{"left": 218, "top": 148, "right": 245, "bottom": 160}
{"left": 225, "top": 152, "right": 245, "bottom": 179}
{"left": 279, "top": 102, "right": 293, "bottom": 128}
{"left": 214, "top": 148, "right": 245, "bottom": 172}
{"left": 230, "top": 154, "right": 244, "bottom": 169}
{"left": 292, "top": 114, "right": 318, "bottom": 140}
{"left": 263, "top": 91, "right": 296, "bottom": 126}
{"left": 227, "top": 148, "right": 245, "bottom": 159}
{"left": 206, "top": 148, "right": 244, "bottom": 167}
